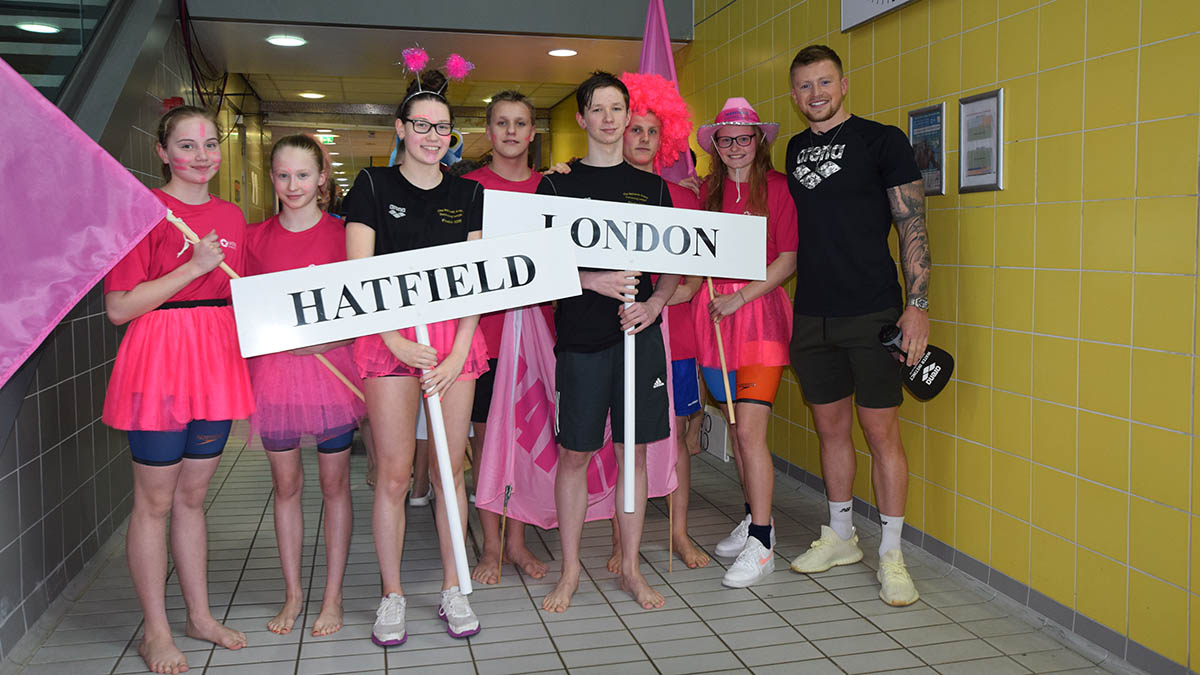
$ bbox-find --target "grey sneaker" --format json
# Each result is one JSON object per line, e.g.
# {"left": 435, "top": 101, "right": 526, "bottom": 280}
{"left": 372, "top": 593, "right": 407, "bottom": 646}
{"left": 439, "top": 586, "right": 480, "bottom": 638}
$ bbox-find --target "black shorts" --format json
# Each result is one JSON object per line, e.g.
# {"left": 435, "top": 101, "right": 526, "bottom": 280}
{"left": 789, "top": 306, "right": 903, "bottom": 409}
{"left": 555, "top": 326, "right": 670, "bottom": 452}
{"left": 470, "top": 358, "right": 500, "bottom": 424}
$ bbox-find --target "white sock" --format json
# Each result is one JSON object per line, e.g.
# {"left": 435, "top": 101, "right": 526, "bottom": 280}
{"left": 879, "top": 514, "right": 905, "bottom": 555}
{"left": 828, "top": 500, "right": 854, "bottom": 540}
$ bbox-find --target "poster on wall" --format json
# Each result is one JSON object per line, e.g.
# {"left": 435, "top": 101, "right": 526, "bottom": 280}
{"left": 959, "top": 89, "right": 1004, "bottom": 193}
{"left": 908, "top": 103, "right": 945, "bottom": 196}
{"left": 842, "top": 0, "right": 919, "bottom": 31}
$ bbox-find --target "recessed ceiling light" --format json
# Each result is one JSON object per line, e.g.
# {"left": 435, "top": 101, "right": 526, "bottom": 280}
{"left": 335, "top": 171, "right": 346, "bottom": 175}
{"left": 482, "top": 97, "right": 492, "bottom": 104}
{"left": 298, "top": 92, "right": 325, "bottom": 99}
{"left": 17, "top": 22, "right": 61, "bottom": 34}
{"left": 548, "top": 49, "right": 577, "bottom": 57}
{"left": 266, "top": 35, "right": 306, "bottom": 47}
{"left": 328, "top": 152, "right": 340, "bottom": 155}
{"left": 316, "top": 128, "right": 332, "bottom": 133}
{"left": 331, "top": 161, "right": 344, "bottom": 166}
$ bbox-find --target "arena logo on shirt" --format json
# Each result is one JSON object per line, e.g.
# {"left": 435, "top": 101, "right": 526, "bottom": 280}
{"left": 229, "top": 228, "right": 582, "bottom": 357}
{"left": 482, "top": 189, "right": 766, "bottom": 281}
{"left": 388, "top": 204, "right": 406, "bottom": 218}
{"left": 218, "top": 238, "right": 237, "bottom": 250}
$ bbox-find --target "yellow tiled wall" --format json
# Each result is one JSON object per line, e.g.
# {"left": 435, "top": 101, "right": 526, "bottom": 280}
{"left": 677, "top": 0, "right": 1200, "bottom": 668}
{"left": 550, "top": 97, "right": 588, "bottom": 165}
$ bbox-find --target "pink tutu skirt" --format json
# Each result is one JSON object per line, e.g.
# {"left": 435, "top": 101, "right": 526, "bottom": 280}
{"left": 248, "top": 344, "right": 366, "bottom": 443}
{"left": 353, "top": 318, "right": 489, "bottom": 380}
{"left": 693, "top": 282, "right": 793, "bottom": 371}
{"left": 103, "top": 305, "right": 254, "bottom": 431}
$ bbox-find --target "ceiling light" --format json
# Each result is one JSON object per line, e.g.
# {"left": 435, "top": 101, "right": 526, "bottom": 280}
{"left": 298, "top": 92, "right": 325, "bottom": 99}
{"left": 328, "top": 152, "right": 340, "bottom": 155}
{"left": 548, "top": 49, "right": 577, "bottom": 57}
{"left": 335, "top": 170, "right": 346, "bottom": 175}
{"left": 316, "top": 128, "right": 332, "bottom": 133}
{"left": 331, "top": 161, "right": 344, "bottom": 167}
{"left": 266, "top": 35, "right": 306, "bottom": 47}
{"left": 17, "top": 22, "right": 61, "bottom": 34}
{"left": 482, "top": 97, "right": 492, "bottom": 104}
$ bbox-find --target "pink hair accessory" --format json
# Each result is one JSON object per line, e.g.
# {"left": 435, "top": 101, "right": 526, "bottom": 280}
{"left": 445, "top": 54, "right": 474, "bottom": 81}
{"left": 620, "top": 72, "right": 694, "bottom": 171}
{"left": 401, "top": 47, "right": 429, "bottom": 73}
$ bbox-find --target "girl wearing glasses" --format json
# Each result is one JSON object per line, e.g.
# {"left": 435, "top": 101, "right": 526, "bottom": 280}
{"left": 694, "top": 97, "right": 798, "bottom": 589}
{"left": 344, "top": 68, "right": 488, "bottom": 645}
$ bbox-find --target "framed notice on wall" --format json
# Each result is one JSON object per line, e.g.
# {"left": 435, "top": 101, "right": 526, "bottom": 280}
{"left": 908, "top": 103, "right": 945, "bottom": 196}
{"left": 842, "top": 0, "right": 919, "bottom": 31}
{"left": 959, "top": 89, "right": 1004, "bottom": 193}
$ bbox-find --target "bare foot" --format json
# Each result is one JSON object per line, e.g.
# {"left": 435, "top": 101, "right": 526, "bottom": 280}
{"left": 186, "top": 616, "right": 246, "bottom": 651}
{"left": 311, "top": 601, "right": 343, "bottom": 637}
{"left": 138, "top": 633, "right": 189, "bottom": 674}
{"left": 541, "top": 568, "right": 580, "bottom": 613}
{"left": 505, "top": 541, "right": 548, "bottom": 579}
{"left": 674, "top": 537, "right": 710, "bottom": 568}
{"left": 606, "top": 544, "right": 622, "bottom": 574}
{"left": 472, "top": 548, "right": 502, "bottom": 585}
{"left": 266, "top": 597, "right": 302, "bottom": 634}
{"left": 621, "top": 570, "right": 665, "bottom": 610}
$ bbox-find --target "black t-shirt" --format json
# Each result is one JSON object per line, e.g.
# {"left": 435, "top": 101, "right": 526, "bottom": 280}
{"left": 537, "top": 161, "right": 673, "bottom": 353}
{"left": 343, "top": 166, "right": 483, "bottom": 255}
{"left": 786, "top": 115, "right": 921, "bottom": 317}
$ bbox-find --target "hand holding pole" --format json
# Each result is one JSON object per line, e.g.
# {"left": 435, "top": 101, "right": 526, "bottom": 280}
{"left": 706, "top": 278, "right": 736, "bottom": 425}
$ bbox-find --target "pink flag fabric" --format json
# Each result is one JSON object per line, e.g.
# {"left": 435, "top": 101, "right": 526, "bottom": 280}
{"left": 475, "top": 307, "right": 678, "bottom": 529}
{"left": 0, "top": 57, "right": 166, "bottom": 388}
{"left": 639, "top": 0, "right": 696, "bottom": 184}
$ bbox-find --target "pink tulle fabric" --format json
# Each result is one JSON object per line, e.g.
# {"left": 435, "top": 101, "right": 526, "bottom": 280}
{"left": 445, "top": 54, "right": 474, "bottom": 80}
{"left": 692, "top": 283, "right": 793, "bottom": 372}
{"left": 353, "top": 319, "right": 489, "bottom": 380}
{"left": 248, "top": 344, "right": 365, "bottom": 443}
{"left": 103, "top": 306, "right": 254, "bottom": 431}
{"left": 402, "top": 47, "right": 429, "bottom": 73}
{"left": 620, "top": 71, "right": 693, "bottom": 171}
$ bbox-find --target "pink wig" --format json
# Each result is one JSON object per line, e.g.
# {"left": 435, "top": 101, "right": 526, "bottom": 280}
{"left": 620, "top": 72, "right": 693, "bottom": 171}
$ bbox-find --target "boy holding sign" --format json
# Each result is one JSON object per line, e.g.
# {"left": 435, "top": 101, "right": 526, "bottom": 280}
{"left": 538, "top": 72, "right": 679, "bottom": 613}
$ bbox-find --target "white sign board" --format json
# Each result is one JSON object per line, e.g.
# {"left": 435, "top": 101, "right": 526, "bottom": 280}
{"left": 230, "top": 228, "right": 581, "bottom": 357}
{"left": 842, "top": 0, "right": 918, "bottom": 31}
{"left": 482, "top": 190, "right": 767, "bottom": 281}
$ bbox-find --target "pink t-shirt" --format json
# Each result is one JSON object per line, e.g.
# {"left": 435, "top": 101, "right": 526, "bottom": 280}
{"left": 700, "top": 170, "right": 799, "bottom": 285}
{"left": 105, "top": 189, "right": 246, "bottom": 300}
{"left": 245, "top": 212, "right": 347, "bottom": 275}
{"left": 664, "top": 182, "right": 701, "bottom": 361}
{"left": 462, "top": 164, "right": 544, "bottom": 359}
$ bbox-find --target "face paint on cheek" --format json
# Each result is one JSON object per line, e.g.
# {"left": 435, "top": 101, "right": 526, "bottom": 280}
{"left": 172, "top": 161, "right": 191, "bottom": 172}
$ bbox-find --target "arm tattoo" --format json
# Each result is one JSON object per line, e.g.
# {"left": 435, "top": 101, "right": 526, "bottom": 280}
{"left": 887, "top": 178, "right": 930, "bottom": 302}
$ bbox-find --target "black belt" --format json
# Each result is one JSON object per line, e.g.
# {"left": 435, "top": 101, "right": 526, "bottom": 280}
{"left": 158, "top": 299, "right": 229, "bottom": 309}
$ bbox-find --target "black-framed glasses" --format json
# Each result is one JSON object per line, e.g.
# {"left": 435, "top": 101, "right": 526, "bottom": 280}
{"left": 404, "top": 118, "right": 453, "bottom": 136}
{"left": 715, "top": 133, "right": 756, "bottom": 148}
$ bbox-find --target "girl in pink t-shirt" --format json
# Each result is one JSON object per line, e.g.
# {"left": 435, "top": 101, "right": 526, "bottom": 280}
{"left": 244, "top": 134, "right": 366, "bottom": 638}
{"left": 102, "top": 105, "right": 252, "bottom": 674}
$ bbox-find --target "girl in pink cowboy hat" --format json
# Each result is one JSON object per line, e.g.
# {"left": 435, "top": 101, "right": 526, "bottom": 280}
{"left": 695, "top": 97, "right": 798, "bottom": 588}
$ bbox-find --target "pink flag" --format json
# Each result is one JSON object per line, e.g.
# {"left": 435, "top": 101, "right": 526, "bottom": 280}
{"left": 639, "top": 0, "right": 695, "bottom": 184}
{"left": 475, "top": 307, "right": 678, "bottom": 529}
{"left": 0, "top": 57, "right": 166, "bottom": 387}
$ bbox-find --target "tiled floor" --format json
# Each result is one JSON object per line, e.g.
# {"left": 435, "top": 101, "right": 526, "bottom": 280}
{"left": 2, "top": 426, "right": 1138, "bottom": 674}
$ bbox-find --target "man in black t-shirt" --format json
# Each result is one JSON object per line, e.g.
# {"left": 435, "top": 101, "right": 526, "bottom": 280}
{"left": 784, "top": 45, "right": 930, "bottom": 608}
{"left": 537, "top": 71, "right": 679, "bottom": 615}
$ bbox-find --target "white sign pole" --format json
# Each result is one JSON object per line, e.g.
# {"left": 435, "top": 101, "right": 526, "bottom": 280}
{"left": 623, "top": 313, "right": 636, "bottom": 514}
{"left": 415, "top": 323, "right": 473, "bottom": 595}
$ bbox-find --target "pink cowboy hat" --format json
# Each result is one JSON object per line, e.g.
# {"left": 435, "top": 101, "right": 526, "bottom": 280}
{"left": 697, "top": 97, "right": 780, "bottom": 154}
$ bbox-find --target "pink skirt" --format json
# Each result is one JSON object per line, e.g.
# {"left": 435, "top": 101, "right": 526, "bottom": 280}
{"left": 353, "top": 319, "right": 489, "bottom": 380}
{"left": 693, "top": 282, "right": 793, "bottom": 371}
{"left": 248, "top": 344, "right": 366, "bottom": 443}
{"left": 103, "top": 305, "right": 254, "bottom": 431}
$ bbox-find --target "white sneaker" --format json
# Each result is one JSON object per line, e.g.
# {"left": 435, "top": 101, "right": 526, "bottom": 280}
{"left": 877, "top": 549, "right": 919, "bottom": 606}
{"left": 789, "top": 525, "right": 864, "bottom": 574}
{"left": 408, "top": 487, "right": 434, "bottom": 507}
{"left": 372, "top": 593, "right": 407, "bottom": 646}
{"left": 715, "top": 515, "right": 775, "bottom": 557}
{"left": 722, "top": 536, "right": 775, "bottom": 588}
{"left": 439, "top": 586, "right": 481, "bottom": 638}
